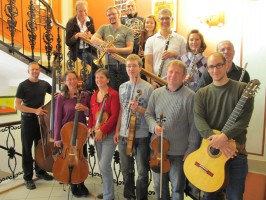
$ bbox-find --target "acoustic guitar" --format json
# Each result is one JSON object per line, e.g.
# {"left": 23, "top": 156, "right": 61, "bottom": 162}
{"left": 184, "top": 79, "right": 260, "bottom": 193}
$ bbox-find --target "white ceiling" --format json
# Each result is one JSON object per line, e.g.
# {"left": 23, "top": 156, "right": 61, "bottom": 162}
{"left": 0, "top": 50, "right": 51, "bottom": 87}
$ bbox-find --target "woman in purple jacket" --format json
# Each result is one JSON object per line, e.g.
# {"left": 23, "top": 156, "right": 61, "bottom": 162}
{"left": 54, "top": 70, "right": 90, "bottom": 198}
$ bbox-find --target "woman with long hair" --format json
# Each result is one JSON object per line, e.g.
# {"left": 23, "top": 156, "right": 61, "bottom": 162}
{"left": 54, "top": 70, "right": 90, "bottom": 198}
{"left": 138, "top": 15, "right": 157, "bottom": 59}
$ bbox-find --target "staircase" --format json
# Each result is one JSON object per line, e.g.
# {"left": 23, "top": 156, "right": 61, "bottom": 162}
{"left": 0, "top": 0, "right": 87, "bottom": 90}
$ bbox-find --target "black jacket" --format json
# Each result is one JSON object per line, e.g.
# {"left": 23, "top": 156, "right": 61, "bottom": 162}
{"left": 66, "top": 16, "right": 95, "bottom": 61}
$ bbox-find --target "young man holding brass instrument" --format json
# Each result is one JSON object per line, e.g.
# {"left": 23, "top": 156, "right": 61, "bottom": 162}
{"left": 91, "top": 6, "right": 134, "bottom": 91}
{"left": 145, "top": 60, "right": 200, "bottom": 200}
{"left": 114, "top": 54, "right": 153, "bottom": 200}
{"left": 193, "top": 52, "right": 255, "bottom": 200}
{"left": 66, "top": 0, "right": 97, "bottom": 92}
{"left": 144, "top": 8, "right": 186, "bottom": 88}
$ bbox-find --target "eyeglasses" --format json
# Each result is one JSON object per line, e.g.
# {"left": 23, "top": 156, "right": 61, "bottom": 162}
{"left": 207, "top": 63, "right": 225, "bottom": 70}
{"left": 66, "top": 78, "right": 77, "bottom": 82}
{"left": 159, "top": 17, "right": 171, "bottom": 21}
{"left": 126, "top": 64, "right": 139, "bottom": 68}
{"left": 107, "top": 13, "right": 118, "bottom": 17}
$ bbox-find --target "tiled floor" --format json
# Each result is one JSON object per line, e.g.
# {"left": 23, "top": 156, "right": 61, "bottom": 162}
{"left": 0, "top": 175, "right": 193, "bottom": 200}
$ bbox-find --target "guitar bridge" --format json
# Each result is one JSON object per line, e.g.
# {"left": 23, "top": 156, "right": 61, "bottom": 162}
{"left": 195, "top": 161, "right": 214, "bottom": 177}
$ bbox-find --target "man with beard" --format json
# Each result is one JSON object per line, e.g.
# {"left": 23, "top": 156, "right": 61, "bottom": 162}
{"left": 91, "top": 6, "right": 134, "bottom": 91}
{"left": 121, "top": 0, "right": 144, "bottom": 54}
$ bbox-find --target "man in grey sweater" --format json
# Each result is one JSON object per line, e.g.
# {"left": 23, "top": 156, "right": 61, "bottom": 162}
{"left": 145, "top": 60, "right": 200, "bottom": 200}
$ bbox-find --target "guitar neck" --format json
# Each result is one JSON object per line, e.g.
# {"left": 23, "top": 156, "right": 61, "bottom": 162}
{"left": 221, "top": 96, "right": 248, "bottom": 133}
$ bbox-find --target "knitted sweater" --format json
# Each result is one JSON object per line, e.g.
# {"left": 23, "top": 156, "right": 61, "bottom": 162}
{"left": 145, "top": 85, "right": 200, "bottom": 156}
{"left": 194, "top": 79, "right": 254, "bottom": 145}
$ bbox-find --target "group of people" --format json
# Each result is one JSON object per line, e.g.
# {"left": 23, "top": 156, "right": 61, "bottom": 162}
{"left": 14, "top": 0, "right": 255, "bottom": 200}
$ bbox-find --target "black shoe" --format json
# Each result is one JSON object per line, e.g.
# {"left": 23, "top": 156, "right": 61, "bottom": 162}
{"left": 25, "top": 180, "right": 36, "bottom": 190}
{"left": 36, "top": 172, "right": 53, "bottom": 181}
{"left": 97, "top": 193, "right": 103, "bottom": 199}
{"left": 78, "top": 182, "right": 89, "bottom": 197}
{"left": 71, "top": 184, "right": 82, "bottom": 198}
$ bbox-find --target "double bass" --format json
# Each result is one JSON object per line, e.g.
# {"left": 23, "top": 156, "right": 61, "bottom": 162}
{"left": 52, "top": 92, "right": 89, "bottom": 184}
{"left": 149, "top": 113, "right": 170, "bottom": 198}
{"left": 35, "top": 52, "right": 59, "bottom": 172}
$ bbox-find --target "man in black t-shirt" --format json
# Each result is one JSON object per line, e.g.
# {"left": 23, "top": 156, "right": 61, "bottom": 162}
{"left": 15, "top": 62, "right": 53, "bottom": 190}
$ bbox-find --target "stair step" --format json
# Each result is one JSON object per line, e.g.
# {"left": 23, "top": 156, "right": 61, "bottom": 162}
{"left": 7, "top": 43, "right": 22, "bottom": 52}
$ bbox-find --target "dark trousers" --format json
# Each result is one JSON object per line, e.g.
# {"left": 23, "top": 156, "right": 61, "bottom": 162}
{"left": 107, "top": 64, "right": 129, "bottom": 91}
{"left": 21, "top": 115, "right": 45, "bottom": 181}
{"left": 78, "top": 48, "right": 98, "bottom": 92}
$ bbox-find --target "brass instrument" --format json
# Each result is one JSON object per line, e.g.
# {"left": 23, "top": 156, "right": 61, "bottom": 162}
{"left": 239, "top": 62, "right": 248, "bottom": 82}
{"left": 82, "top": 38, "right": 167, "bottom": 86}
{"left": 125, "top": 18, "right": 143, "bottom": 39}
{"left": 93, "top": 35, "right": 115, "bottom": 66}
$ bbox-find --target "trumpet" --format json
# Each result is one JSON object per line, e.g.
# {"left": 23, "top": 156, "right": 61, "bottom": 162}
{"left": 93, "top": 35, "right": 115, "bottom": 66}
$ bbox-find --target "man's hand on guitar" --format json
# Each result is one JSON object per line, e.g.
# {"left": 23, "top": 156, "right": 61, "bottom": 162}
{"left": 208, "top": 133, "right": 228, "bottom": 148}
{"left": 208, "top": 133, "right": 237, "bottom": 158}
{"left": 219, "top": 142, "right": 237, "bottom": 158}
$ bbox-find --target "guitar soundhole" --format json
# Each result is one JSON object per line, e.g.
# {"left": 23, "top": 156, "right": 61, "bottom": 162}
{"left": 208, "top": 146, "right": 221, "bottom": 158}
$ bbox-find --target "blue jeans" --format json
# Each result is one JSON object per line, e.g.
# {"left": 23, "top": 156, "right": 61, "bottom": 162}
{"left": 95, "top": 132, "right": 117, "bottom": 200}
{"left": 118, "top": 136, "right": 150, "bottom": 200}
{"left": 203, "top": 154, "right": 248, "bottom": 200}
{"left": 153, "top": 155, "right": 185, "bottom": 200}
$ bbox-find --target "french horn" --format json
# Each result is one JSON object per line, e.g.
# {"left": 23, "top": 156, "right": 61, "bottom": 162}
{"left": 125, "top": 18, "right": 143, "bottom": 39}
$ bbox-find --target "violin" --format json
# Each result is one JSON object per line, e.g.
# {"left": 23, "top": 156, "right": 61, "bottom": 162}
{"left": 149, "top": 113, "right": 170, "bottom": 173}
{"left": 52, "top": 92, "right": 89, "bottom": 184}
{"left": 35, "top": 52, "right": 59, "bottom": 172}
{"left": 93, "top": 93, "right": 109, "bottom": 141}
{"left": 126, "top": 89, "right": 142, "bottom": 156}
{"left": 149, "top": 113, "right": 170, "bottom": 198}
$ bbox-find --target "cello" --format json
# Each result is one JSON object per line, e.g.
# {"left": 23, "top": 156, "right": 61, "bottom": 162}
{"left": 149, "top": 113, "right": 170, "bottom": 198}
{"left": 52, "top": 92, "right": 89, "bottom": 184}
{"left": 35, "top": 52, "right": 59, "bottom": 172}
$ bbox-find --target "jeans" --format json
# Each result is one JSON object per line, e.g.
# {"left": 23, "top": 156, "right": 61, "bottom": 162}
{"left": 95, "top": 132, "right": 117, "bottom": 200}
{"left": 78, "top": 48, "right": 98, "bottom": 91}
{"left": 107, "top": 64, "right": 129, "bottom": 91}
{"left": 118, "top": 136, "right": 150, "bottom": 200}
{"left": 21, "top": 115, "right": 45, "bottom": 181}
{"left": 153, "top": 155, "right": 185, "bottom": 200}
{"left": 203, "top": 154, "right": 248, "bottom": 200}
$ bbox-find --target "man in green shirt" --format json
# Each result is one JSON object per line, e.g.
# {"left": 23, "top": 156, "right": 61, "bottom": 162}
{"left": 194, "top": 52, "right": 254, "bottom": 200}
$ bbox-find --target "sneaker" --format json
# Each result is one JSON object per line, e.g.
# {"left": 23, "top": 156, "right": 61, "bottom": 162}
{"left": 36, "top": 172, "right": 53, "bottom": 181}
{"left": 71, "top": 184, "right": 82, "bottom": 198}
{"left": 97, "top": 193, "right": 103, "bottom": 199}
{"left": 78, "top": 182, "right": 89, "bottom": 197}
{"left": 25, "top": 180, "right": 36, "bottom": 190}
